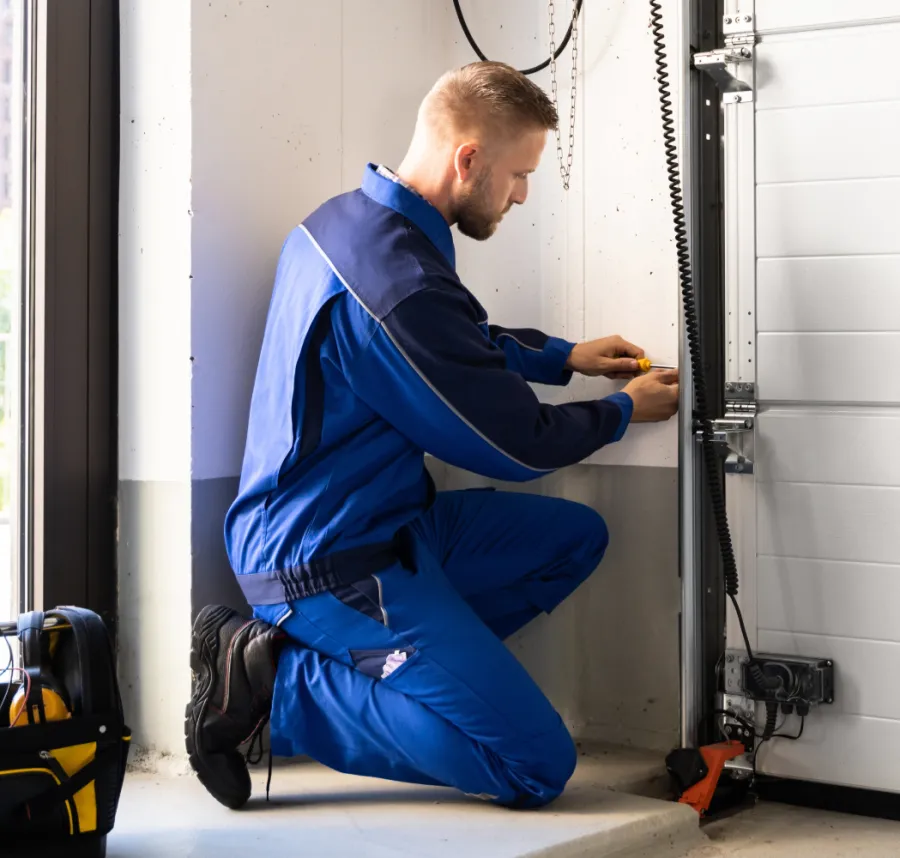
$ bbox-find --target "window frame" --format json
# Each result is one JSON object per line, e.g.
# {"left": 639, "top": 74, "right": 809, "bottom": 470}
{"left": 24, "top": 0, "right": 118, "bottom": 632}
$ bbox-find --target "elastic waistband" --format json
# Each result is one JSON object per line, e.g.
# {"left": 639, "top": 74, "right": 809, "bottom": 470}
{"left": 237, "top": 540, "right": 400, "bottom": 606}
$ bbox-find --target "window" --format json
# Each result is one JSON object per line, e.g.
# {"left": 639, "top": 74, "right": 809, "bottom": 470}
{"left": 0, "top": 0, "right": 22, "bottom": 630}
{"left": 0, "top": 1, "right": 118, "bottom": 632}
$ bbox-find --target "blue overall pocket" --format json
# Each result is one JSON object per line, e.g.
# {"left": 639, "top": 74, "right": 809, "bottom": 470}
{"left": 349, "top": 646, "right": 417, "bottom": 681}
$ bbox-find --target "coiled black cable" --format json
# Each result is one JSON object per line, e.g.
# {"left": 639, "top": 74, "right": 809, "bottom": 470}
{"left": 648, "top": 0, "right": 768, "bottom": 691}
{"left": 450, "top": 0, "right": 774, "bottom": 713}
{"left": 452, "top": 0, "right": 584, "bottom": 76}
{"left": 761, "top": 702, "right": 778, "bottom": 740}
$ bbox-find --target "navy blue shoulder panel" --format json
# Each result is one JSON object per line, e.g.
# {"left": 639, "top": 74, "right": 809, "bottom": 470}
{"left": 303, "top": 190, "right": 453, "bottom": 321}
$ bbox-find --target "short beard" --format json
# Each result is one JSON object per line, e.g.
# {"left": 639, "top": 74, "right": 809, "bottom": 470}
{"left": 452, "top": 170, "right": 502, "bottom": 241}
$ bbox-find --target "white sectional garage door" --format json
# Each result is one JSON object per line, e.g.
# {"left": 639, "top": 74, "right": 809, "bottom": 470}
{"left": 724, "top": 0, "right": 900, "bottom": 791}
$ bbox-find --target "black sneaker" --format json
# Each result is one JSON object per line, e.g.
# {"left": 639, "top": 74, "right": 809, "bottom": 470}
{"left": 185, "top": 604, "right": 285, "bottom": 809}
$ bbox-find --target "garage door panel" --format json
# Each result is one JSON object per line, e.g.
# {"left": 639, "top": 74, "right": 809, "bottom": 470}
{"left": 757, "top": 180, "right": 900, "bottom": 259}
{"left": 756, "top": 709, "right": 900, "bottom": 792}
{"left": 757, "top": 103, "right": 900, "bottom": 185}
{"left": 758, "top": 482, "right": 900, "bottom": 565}
{"left": 757, "top": 333, "right": 900, "bottom": 403}
{"left": 756, "top": 0, "right": 900, "bottom": 33}
{"left": 759, "top": 557, "right": 900, "bottom": 643}
{"left": 759, "top": 631, "right": 900, "bottom": 720}
{"left": 758, "top": 257, "right": 900, "bottom": 333}
{"left": 756, "top": 410, "right": 900, "bottom": 485}
{"left": 735, "top": 3, "right": 900, "bottom": 794}
{"left": 756, "top": 26, "right": 900, "bottom": 111}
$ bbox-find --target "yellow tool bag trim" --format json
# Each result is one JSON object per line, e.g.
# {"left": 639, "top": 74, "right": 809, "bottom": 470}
{"left": 0, "top": 765, "right": 74, "bottom": 833}
{"left": 0, "top": 607, "right": 131, "bottom": 845}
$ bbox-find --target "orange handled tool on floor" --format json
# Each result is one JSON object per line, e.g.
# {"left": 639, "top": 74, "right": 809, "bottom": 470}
{"left": 666, "top": 740, "right": 747, "bottom": 816}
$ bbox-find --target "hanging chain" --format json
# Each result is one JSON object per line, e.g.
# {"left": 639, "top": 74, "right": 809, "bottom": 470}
{"left": 548, "top": 1, "right": 579, "bottom": 190}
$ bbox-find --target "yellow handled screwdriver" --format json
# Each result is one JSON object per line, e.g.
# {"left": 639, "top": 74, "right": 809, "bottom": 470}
{"left": 637, "top": 359, "right": 678, "bottom": 373}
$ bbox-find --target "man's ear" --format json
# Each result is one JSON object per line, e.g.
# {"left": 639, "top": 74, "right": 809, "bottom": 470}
{"left": 453, "top": 143, "right": 479, "bottom": 182}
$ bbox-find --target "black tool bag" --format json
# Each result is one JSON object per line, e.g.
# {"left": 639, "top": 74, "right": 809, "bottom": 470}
{"left": 0, "top": 607, "right": 131, "bottom": 858}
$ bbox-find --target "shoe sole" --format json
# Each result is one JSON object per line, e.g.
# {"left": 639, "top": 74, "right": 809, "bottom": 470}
{"left": 184, "top": 605, "right": 250, "bottom": 810}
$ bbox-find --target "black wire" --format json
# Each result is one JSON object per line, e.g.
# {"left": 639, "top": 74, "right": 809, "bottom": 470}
{"left": 752, "top": 716, "right": 805, "bottom": 779}
{"left": 0, "top": 635, "right": 15, "bottom": 720}
{"left": 647, "top": 1, "right": 772, "bottom": 693}
{"left": 708, "top": 708, "right": 755, "bottom": 739}
{"left": 648, "top": 0, "right": 746, "bottom": 649}
{"left": 452, "top": 0, "right": 584, "bottom": 76}
{"left": 761, "top": 702, "right": 778, "bottom": 740}
{"left": 710, "top": 708, "right": 754, "bottom": 730}
{"left": 771, "top": 716, "right": 805, "bottom": 741}
{"left": 713, "top": 707, "right": 806, "bottom": 743}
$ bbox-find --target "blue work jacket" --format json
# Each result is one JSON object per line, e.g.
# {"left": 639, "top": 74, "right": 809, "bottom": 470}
{"left": 225, "top": 164, "right": 633, "bottom": 606}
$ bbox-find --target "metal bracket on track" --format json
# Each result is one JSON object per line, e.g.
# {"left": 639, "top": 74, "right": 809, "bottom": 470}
{"left": 693, "top": 33, "right": 756, "bottom": 103}
{"left": 723, "top": 11, "right": 754, "bottom": 36}
{"left": 707, "top": 382, "right": 756, "bottom": 474}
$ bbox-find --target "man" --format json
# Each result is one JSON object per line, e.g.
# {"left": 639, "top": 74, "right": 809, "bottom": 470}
{"left": 186, "top": 62, "right": 678, "bottom": 811}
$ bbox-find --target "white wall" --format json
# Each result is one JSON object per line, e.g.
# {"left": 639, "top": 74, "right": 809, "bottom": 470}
{"left": 118, "top": 0, "right": 193, "bottom": 757}
{"left": 118, "top": 0, "right": 685, "bottom": 756}
{"left": 118, "top": 0, "right": 459, "bottom": 757}
{"left": 186, "top": 0, "right": 682, "bottom": 481}
{"left": 190, "top": 0, "right": 454, "bottom": 481}
{"left": 446, "top": 0, "right": 681, "bottom": 468}
{"left": 119, "top": 0, "right": 192, "bottom": 482}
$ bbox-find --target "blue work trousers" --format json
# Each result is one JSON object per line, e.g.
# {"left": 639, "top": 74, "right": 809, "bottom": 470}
{"left": 253, "top": 489, "right": 609, "bottom": 808}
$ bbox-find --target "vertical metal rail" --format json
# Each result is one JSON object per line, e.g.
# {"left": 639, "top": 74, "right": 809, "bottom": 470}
{"left": 678, "top": 0, "right": 701, "bottom": 751}
{"left": 680, "top": 0, "right": 728, "bottom": 749}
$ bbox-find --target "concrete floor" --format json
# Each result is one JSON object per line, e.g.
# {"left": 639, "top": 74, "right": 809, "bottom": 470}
{"left": 689, "top": 803, "right": 900, "bottom": 858}
{"left": 107, "top": 748, "right": 900, "bottom": 858}
{"left": 110, "top": 745, "right": 704, "bottom": 858}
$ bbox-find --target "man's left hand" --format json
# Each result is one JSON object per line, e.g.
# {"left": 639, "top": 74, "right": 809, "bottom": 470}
{"left": 566, "top": 335, "right": 645, "bottom": 379}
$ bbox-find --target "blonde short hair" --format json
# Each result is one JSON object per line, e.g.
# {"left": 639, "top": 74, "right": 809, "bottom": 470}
{"left": 424, "top": 61, "right": 559, "bottom": 140}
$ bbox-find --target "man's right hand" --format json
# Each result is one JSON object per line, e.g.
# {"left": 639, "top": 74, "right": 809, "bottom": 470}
{"left": 622, "top": 369, "right": 679, "bottom": 423}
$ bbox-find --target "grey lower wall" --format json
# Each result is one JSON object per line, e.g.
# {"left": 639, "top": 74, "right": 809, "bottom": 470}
{"left": 427, "top": 460, "right": 681, "bottom": 752}
{"left": 118, "top": 479, "right": 193, "bottom": 758}
{"left": 117, "top": 476, "right": 246, "bottom": 759}
{"left": 557, "top": 464, "right": 680, "bottom": 752}
{"left": 118, "top": 464, "right": 679, "bottom": 759}
{"left": 190, "top": 476, "right": 248, "bottom": 618}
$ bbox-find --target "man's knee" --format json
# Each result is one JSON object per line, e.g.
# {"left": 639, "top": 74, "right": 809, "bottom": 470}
{"left": 565, "top": 501, "right": 609, "bottom": 579}
{"left": 537, "top": 723, "right": 579, "bottom": 801}
{"left": 524, "top": 501, "right": 609, "bottom": 615}
{"left": 502, "top": 722, "right": 578, "bottom": 809}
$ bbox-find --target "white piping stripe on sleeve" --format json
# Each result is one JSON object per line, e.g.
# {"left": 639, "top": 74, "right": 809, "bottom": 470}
{"left": 494, "top": 332, "right": 544, "bottom": 353}
{"left": 299, "top": 223, "right": 551, "bottom": 477}
{"left": 378, "top": 323, "right": 551, "bottom": 475}
{"left": 300, "top": 224, "right": 380, "bottom": 322}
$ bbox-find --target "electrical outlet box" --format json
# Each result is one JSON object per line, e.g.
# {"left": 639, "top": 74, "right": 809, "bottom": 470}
{"left": 724, "top": 651, "right": 835, "bottom": 707}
